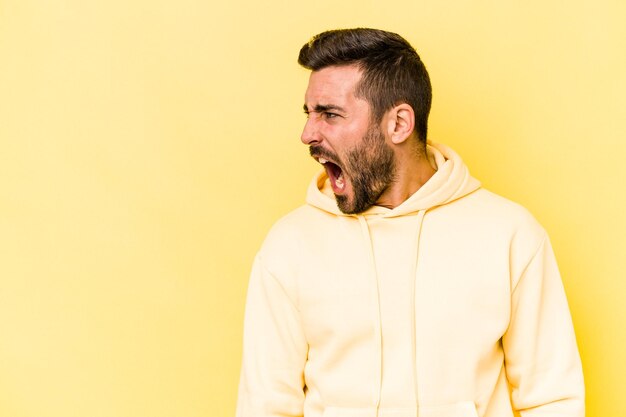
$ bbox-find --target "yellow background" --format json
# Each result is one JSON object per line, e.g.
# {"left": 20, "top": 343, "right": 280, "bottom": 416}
{"left": 1, "top": 1, "right": 624, "bottom": 416}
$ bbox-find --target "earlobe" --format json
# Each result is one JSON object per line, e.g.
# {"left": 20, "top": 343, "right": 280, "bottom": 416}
{"left": 389, "top": 104, "right": 415, "bottom": 145}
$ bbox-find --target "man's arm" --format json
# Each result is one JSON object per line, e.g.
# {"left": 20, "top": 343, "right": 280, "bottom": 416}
{"left": 502, "top": 236, "right": 585, "bottom": 416}
{"left": 236, "top": 254, "right": 308, "bottom": 417}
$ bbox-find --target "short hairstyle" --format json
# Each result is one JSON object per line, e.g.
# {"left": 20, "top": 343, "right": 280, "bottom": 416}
{"left": 298, "top": 28, "right": 432, "bottom": 143}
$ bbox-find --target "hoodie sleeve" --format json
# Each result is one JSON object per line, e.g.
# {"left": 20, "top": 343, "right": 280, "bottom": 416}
{"left": 502, "top": 235, "right": 585, "bottom": 416}
{"left": 236, "top": 254, "right": 308, "bottom": 417}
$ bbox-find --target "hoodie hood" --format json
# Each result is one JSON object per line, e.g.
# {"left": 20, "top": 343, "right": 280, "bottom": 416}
{"left": 305, "top": 142, "right": 481, "bottom": 217}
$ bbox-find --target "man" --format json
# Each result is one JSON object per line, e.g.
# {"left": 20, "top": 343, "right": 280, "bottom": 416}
{"left": 236, "top": 28, "right": 584, "bottom": 417}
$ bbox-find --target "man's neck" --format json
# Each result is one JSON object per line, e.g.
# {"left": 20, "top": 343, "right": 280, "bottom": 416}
{"left": 375, "top": 147, "right": 436, "bottom": 209}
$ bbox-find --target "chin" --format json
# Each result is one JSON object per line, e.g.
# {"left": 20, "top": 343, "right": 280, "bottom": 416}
{"left": 335, "top": 195, "right": 354, "bottom": 214}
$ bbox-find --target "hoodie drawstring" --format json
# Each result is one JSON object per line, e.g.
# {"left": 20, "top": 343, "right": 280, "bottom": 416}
{"left": 357, "top": 215, "right": 383, "bottom": 416}
{"left": 358, "top": 210, "right": 427, "bottom": 417}
{"left": 411, "top": 209, "right": 427, "bottom": 415}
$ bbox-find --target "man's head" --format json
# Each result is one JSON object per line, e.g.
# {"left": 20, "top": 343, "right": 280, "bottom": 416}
{"left": 299, "top": 28, "right": 432, "bottom": 214}
{"left": 298, "top": 28, "right": 432, "bottom": 143}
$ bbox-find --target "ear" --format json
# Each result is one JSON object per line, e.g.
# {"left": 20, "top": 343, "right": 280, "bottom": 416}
{"left": 384, "top": 103, "right": 415, "bottom": 145}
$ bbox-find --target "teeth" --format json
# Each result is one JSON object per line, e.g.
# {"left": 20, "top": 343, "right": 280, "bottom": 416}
{"left": 335, "top": 174, "right": 345, "bottom": 189}
{"left": 319, "top": 157, "right": 328, "bottom": 164}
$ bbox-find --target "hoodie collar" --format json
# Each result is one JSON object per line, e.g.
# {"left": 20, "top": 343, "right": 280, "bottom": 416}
{"left": 305, "top": 142, "right": 481, "bottom": 217}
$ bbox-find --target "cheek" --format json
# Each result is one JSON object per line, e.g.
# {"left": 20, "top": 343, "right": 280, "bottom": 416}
{"left": 330, "top": 124, "right": 368, "bottom": 149}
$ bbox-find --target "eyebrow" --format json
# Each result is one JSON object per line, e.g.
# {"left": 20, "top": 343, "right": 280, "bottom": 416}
{"left": 303, "top": 104, "right": 346, "bottom": 113}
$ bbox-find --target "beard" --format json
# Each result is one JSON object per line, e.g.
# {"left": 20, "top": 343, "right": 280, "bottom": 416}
{"left": 311, "top": 124, "right": 397, "bottom": 214}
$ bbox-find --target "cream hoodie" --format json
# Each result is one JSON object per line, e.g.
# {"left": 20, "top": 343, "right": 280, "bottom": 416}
{"left": 237, "top": 143, "right": 584, "bottom": 417}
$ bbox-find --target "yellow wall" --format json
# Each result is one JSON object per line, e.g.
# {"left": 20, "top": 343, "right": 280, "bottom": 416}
{"left": 1, "top": 1, "right": 624, "bottom": 416}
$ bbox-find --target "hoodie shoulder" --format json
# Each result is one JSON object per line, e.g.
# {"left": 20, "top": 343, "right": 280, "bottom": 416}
{"left": 256, "top": 204, "right": 326, "bottom": 274}
{"left": 459, "top": 188, "right": 549, "bottom": 250}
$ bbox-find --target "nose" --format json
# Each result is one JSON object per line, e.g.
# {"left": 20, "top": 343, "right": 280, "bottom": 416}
{"left": 300, "top": 117, "right": 320, "bottom": 145}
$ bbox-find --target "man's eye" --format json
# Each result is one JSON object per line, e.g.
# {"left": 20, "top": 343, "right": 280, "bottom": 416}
{"left": 324, "top": 112, "right": 338, "bottom": 119}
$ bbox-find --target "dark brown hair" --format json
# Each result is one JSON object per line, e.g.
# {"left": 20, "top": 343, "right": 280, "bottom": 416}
{"left": 298, "top": 28, "right": 432, "bottom": 143}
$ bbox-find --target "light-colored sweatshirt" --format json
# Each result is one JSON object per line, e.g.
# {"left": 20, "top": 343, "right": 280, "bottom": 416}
{"left": 237, "top": 143, "right": 584, "bottom": 417}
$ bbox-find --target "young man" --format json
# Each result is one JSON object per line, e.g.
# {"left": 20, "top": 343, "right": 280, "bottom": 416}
{"left": 237, "top": 28, "right": 584, "bottom": 417}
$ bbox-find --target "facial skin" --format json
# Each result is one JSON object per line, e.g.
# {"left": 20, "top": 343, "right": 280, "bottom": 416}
{"left": 301, "top": 65, "right": 398, "bottom": 214}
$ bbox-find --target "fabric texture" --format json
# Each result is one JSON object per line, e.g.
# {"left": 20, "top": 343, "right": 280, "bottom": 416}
{"left": 236, "top": 143, "right": 584, "bottom": 417}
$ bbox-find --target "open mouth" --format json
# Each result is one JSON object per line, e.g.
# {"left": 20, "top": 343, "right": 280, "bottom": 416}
{"left": 318, "top": 157, "right": 346, "bottom": 192}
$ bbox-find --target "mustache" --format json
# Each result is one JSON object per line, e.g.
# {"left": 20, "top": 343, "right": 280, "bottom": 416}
{"left": 309, "top": 145, "right": 339, "bottom": 163}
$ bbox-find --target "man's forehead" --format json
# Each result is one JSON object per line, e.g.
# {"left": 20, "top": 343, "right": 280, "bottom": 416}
{"left": 304, "top": 65, "right": 363, "bottom": 106}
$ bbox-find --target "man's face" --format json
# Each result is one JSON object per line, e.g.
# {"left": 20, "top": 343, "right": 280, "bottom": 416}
{"left": 301, "top": 65, "right": 396, "bottom": 214}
